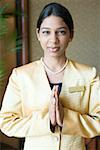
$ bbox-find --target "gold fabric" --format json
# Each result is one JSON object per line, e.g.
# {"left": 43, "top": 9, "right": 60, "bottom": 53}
{"left": 0, "top": 59, "right": 100, "bottom": 150}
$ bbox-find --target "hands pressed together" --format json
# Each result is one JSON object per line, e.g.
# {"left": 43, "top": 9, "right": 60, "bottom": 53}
{"left": 49, "top": 85, "right": 64, "bottom": 127}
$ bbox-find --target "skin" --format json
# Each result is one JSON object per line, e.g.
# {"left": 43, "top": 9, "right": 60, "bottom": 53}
{"left": 36, "top": 15, "right": 72, "bottom": 126}
{"left": 49, "top": 85, "right": 64, "bottom": 126}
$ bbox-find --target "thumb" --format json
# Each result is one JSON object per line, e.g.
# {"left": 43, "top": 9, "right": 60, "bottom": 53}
{"left": 55, "top": 85, "right": 59, "bottom": 96}
{"left": 51, "top": 85, "right": 56, "bottom": 97}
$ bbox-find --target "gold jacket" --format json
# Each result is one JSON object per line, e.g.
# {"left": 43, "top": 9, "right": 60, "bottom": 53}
{"left": 0, "top": 59, "right": 100, "bottom": 150}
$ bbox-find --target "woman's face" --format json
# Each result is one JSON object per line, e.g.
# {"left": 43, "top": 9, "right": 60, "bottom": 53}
{"left": 36, "top": 15, "right": 72, "bottom": 58}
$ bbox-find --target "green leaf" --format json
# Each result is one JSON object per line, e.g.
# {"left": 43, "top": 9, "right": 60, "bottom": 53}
{"left": 0, "top": 17, "right": 8, "bottom": 37}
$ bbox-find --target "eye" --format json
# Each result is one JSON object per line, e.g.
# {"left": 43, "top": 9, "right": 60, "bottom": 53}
{"left": 57, "top": 30, "right": 67, "bottom": 35}
{"left": 41, "top": 30, "right": 50, "bottom": 35}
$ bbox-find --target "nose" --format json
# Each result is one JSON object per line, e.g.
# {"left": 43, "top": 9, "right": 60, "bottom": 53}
{"left": 49, "top": 32, "right": 59, "bottom": 43}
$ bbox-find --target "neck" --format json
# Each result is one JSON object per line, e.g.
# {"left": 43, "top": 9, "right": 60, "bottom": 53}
{"left": 43, "top": 56, "right": 67, "bottom": 71}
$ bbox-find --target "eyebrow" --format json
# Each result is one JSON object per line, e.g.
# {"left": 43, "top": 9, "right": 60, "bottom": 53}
{"left": 40, "top": 27, "right": 67, "bottom": 30}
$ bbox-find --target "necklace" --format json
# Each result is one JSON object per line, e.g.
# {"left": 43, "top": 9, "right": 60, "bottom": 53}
{"left": 41, "top": 57, "right": 68, "bottom": 75}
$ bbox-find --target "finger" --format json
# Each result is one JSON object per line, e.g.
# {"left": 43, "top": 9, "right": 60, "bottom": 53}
{"left": 53, "top": 85, "right": 56, "bottom": 92}
{"left": 52, "top": 97, "right": 56, "bottom": 106}
{"left": 51, "top": 85, "right": 56, "bottom": 98}
{"left": 54, "top": 85, "right": 59, "bottom": 96}
{"left": 55, "top": 87, "right": 59, "bottom": 107}
{"left": 56, "top": 102, "right": 64, "bottom": 127}
{"left": 56, "top": 101, "right": 59, "bottom": 110}
{"left": 49, "top": 100, "right": 56, "bottom": 126}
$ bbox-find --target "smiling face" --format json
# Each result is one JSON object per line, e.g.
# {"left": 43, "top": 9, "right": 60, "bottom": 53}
{"left": 36, "top": 15, "right": 72, "bottom": 58}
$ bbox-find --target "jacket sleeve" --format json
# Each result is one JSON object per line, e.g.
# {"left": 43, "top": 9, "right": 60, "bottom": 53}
{"left": 0, "top": 69, "right": 51, "bottom": 138}
{"left": 62, "top": 74, "right": 100, "bottom": 138}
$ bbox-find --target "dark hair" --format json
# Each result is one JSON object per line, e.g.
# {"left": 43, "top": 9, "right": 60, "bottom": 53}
{"left": 37, "top": 2, "right": 74, "bottom": 35}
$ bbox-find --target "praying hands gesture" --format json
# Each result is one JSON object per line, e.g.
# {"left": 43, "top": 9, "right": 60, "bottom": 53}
{"left": 49, "top": 85, "right": 64, "bottom": 127}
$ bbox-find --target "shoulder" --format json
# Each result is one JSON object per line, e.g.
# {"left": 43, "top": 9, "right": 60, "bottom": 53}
{"left": 10, "top": 59, "right": 41, "bottom": 79}
{"left": 16, "top": 60, "right": 40, "bottom": 71}
{"left": 68, "top": 59, "right": 97, "bottom": 81}
{"left": 14, "top": 60, "right": 40, "bottom": 71}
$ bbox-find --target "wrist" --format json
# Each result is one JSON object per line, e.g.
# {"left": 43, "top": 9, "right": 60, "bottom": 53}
{"left": 50, "top": 120, "right": 57, "bottom": 133}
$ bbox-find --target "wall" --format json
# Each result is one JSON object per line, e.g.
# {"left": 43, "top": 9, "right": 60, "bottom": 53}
{"left": 29, "top": 0, "right": 100, "bottom": 73}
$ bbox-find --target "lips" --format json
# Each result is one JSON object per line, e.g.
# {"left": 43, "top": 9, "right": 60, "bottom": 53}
{"left": 47, "top": 47, "right": 59, "bottom": 52}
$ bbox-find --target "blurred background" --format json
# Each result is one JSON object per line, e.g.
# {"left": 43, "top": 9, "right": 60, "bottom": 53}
{"left": 0, "top": 0, "right": 100, "bottom": 149}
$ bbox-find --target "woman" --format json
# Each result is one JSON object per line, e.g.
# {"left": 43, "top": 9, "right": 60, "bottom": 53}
{"left": 0, "top": 2, "right": 100, "bottom": 150}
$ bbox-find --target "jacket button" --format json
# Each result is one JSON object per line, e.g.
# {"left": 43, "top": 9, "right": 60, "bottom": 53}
{"left": 53, "top": 135, "right": 59, "bottom": 141}
{"left": 56, "top": 136, "right": 59, "bottom": 141}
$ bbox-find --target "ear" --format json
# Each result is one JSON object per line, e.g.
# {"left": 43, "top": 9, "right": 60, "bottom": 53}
{"left": 68, "top": 38, "right": 72, "bottom": 42}
{"left": 68, "top": 32, "right": 74, "bottom": 42}
{"left": 70, "top": 30, "right": 74, "bottom": 41}
{"left": 36, "top": 28, "right": 40, "bottom": 41}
